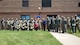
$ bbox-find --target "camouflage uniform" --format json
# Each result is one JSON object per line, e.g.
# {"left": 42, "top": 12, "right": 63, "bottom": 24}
{"left": 67, "top": 17, "right": 71, "bottom": 31}
{"left": 6, "top": 18, "right": 11, "bottom": 30}
{"left": 78, "top": 18, "right": 80, "bottom": 32}
{"left": 14, "top": 19, "right": 19, "bottom": 30}
{"left": 1, "top": 18, "right": 5, "bottom": 30}
{"left": 18, "top": 19, "right": 23, "bottom": 30}
{"left": 61, "top": 17, "right": 67, "bottom": 33}
{"left": 24, "top": 19, "right": 28, "bottom": 30}
{"left": 29, "top": 18, "right": 34, "bottom": 31}
{"left": 47, "top": 17, "right": 51, "bottom": 31}
{"left": 10, "top": 18, "right": 14, "bottom": 30}
{"left": 55, "top": 15, "right": 61, "bottom": 32}
{"left": 52, "top": 16, "right": 56, "bottom": 32}
{"left": 70, "top": 17, "right": 76, "bottom": 33}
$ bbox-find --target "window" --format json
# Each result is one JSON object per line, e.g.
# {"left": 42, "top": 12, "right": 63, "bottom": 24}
{"left": 21, "top": 15, "right": 30, "bottom": 20}
{"left": 42, "top": 0, "right": 51, "bottom": 7}
{"left": 22, "top": 0, "right": 29, "bottom": 7}
{"left": 78, "top": 2, "right": 80, "bottom": 7}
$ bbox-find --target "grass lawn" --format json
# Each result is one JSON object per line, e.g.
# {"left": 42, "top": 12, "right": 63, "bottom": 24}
{"left": 0, "top": 30, "right": 62, "bottom": 45}
{"left": 74, "top": 31, "right": 80, "bottom": 37}
{"left": 73, "top": 30, "right": 80, "bottom": 37}
{"left": 67, "top": 30, "right": 80, "bottom": 37}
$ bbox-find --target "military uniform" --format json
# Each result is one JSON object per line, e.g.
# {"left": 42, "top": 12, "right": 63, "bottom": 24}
{"left": 24, "top": 19, "right": 28, "bottom": 30}
{"left": 14, "top": 19, "right": 19, "bottom": 30}
{"left": 75, "top": 16, "right": 79, "bottom": 33}
{"left": 6, "top": 18, "right": 11, "bottom": 30}
{"left": 19, "top": 19, "right": 23, "bottom": 30}
{"left": 78, "top": 18, "right": 80, "bottom": 32}
{"left": 1, "top": 18, "right": 5, "bottom": 30}
{"left": 62, "top": 17, "right": 67, "bottom": 33}
{"left": 10, "top": 18, "right": 14, "bottom": 30}
{"left": 27, "top": 20, "right": 30, "bottom": 30}
{"left": 47, "top": 17, "right": 51, "bottom": 31}
{"left": 29, "top": 18, "right": 34, "bottom": 31}
{"left": 29, "top": 20, "right": 33, "bottom": 31}
{"left": 55, "top": 16, "right": 61, "bottom": 32}
{"left": 67, "top": 17, "right": 71, "bottom": 31}
{"left": 70, "top": 18, "right": 76, "bottom": 33}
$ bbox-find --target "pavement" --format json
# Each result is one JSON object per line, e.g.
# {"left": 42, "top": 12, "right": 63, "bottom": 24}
{"left": 50, "top": 32, "right": 80, "bottom": 45}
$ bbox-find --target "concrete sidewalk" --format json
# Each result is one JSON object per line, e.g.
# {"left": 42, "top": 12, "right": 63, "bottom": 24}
{"left": 50, "top": 32, "right": 80, "bottom": 45}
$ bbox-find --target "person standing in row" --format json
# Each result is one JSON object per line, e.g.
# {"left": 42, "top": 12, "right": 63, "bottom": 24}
{"left": 1, "top": 18, "right": 6, "bottom": 30}
{"left": 67, "top": 17, "right": 71, "bottom": 31}
{"left": 47, "top": 17, "right": 51, "bottom": 31}
{"left": 38, "top": 18, "right": 42, "bottom": 30}
{"left": 10, "top": 18, "right": 14, "bottom": 30}
{"left": 52, "top": 16, "right": 56, "bottom": 32}
{"left": 23, "top": 18, "right": 28, "bottom": 30}
{"left": 61, "top": 16, "right": 67, "bottom": 33}
{"left": 78, "top": 19, "right": 80, "bottom": 32}
{"left": 55, "top": 15, "right": 61, "bottom": 32}
{"left": 42, "top": 18, "right": 47, "bottom": 31}
{"left": 6, "top": 18, "right": 11, "bottom": 30}
{"left": 29, "top": 18, "right": 34, "bottom": 31}
{"left": 34, "top": 20, "right": 39, "bottom": 31}
{"left": 70, "top": 17, "right": 76, "bottom": 33}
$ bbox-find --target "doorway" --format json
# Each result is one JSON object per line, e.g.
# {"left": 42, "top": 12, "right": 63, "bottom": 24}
{"left": 47, "top": 15, "right": 57, "bottom": 29}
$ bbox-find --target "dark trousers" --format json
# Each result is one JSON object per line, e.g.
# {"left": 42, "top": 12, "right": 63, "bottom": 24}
{"left": 71, "top": 26, "right": 76, "bottom": 33}
{"left": 47, "top": 24, "right": 50, "bottom": 31}
{"left": 43, "top": 24, "right": 46, "bottom": 31}
{"left": 55, "top": 24, "right": 59, "bottom": 32}
{"left": 35, "top": 27, "right": 38, "bottom": 31}
{"left": 1, "top": 25, "right": 5, "bottom": 30}
{"left": 62, "top": 26, "right": 66, "bottom": 33}
{"left": 7, "top": 25, "right": 11, "bottom": 30}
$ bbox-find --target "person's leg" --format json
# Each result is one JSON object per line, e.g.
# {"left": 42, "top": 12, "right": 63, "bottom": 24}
{"left": 62, "top": 26, "right": 64, "bottom": 33}
{"left": 47, "top": 24, "right": 50, "bottom": 31}
{"left": 44, "top": 25, "right": 45, "bottom": 31}
{"left": 35, "top": 28, "right": 37, "bottom": 31}
{"left": 56, "top": 25, "right": 58, "bottom": 32}
{"left": 72, "top": 26, "right": 75, "bottom": 33}
{"left": 43, "top": 24, "right": 45, "bottom": 31}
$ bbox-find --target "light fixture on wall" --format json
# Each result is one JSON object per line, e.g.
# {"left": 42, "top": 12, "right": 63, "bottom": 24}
{"left": 38, "top": 6, "right": 42, "bottom": 15}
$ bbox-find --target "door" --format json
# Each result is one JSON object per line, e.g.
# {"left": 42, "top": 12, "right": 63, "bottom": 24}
{"left": 47, "top": 15, "right": 57, "bottom": 29}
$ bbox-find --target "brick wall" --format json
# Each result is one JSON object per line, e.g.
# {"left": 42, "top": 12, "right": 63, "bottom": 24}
{"left": 0, "top": 0, "right": 80, "bottom": 12}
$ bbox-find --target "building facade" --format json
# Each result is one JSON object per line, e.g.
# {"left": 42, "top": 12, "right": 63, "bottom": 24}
{"left": 0, "top": 0, "right": 80, "bottom": 20}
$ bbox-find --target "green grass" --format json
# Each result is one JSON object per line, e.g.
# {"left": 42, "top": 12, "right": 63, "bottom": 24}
{"left": 73, "top": 30, "right": 80, "bottom": 37}
{"left": 67, "top": 30, "right": 80, "bottom": 37}
{"left": 0, "top": 30, "right": 62, "bottom": 45}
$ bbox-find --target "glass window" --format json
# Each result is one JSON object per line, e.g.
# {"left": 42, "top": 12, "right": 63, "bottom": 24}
{"left": 22, "top": 0, "right": 29, "bottom": 7}
{"left": 21, "top": 15, "right": 30, "bottom": 20}
{"left": 42, "top": 0, "right": 51, "bottom": 7}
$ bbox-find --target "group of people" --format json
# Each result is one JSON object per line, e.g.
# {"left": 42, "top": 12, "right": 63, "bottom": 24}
{"left": 0, "top": 18, "right": 47, "bottom": 31}
{"left": 47, "top": 15, "right": 80, "bottom": 33}
{"left": 0, "top": 15, "right": 80, "bottom": 33}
